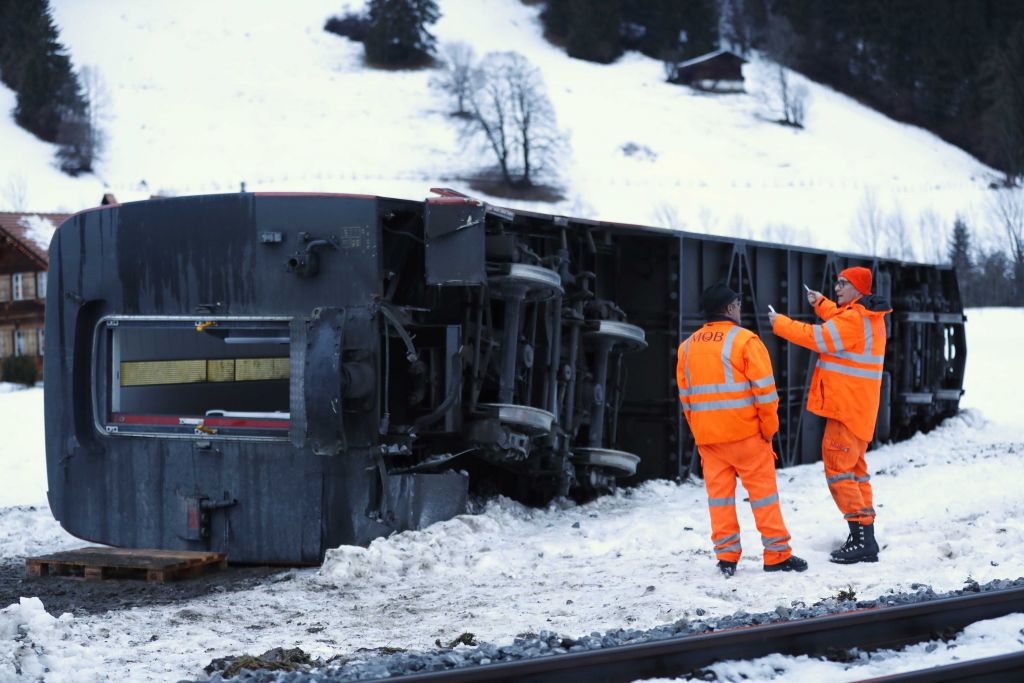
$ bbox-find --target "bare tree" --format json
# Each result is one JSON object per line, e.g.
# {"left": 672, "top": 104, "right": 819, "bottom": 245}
{"left": 465, "top": 51, "right": 566, "bottom": 187}
{"left": 980, "top": 24, "right": 1024, "bottom": 187}
{"left": 58, "top": 65, "right": 110, "bottom": 174}
{"left": 2, "top": 174, "right": 29, "bottom": 211}
{"left": 753, "top": 15, "right": 809, "bottom": 128}
{"left": 884, "top": 211, "right": 915, "bottom": 261}
{"left": 661, "top": 52, "right": 679, "bottom": 83}
{"left": 990, "top": 188, "right": 1024, "bottom": 299}
{"left": 652, "top": 202, "right": 682, "bottom": 229}
{"left": 79, "top": 65, "right": 110, "bottom": 163}
{"left": 764, "top": 222, "right": 798, "bottom": 245}
{"left": 719, "top": 0, "right": 751, "bottom": 54}
{"left": 431, "top": 41, "right": 476, "bottom": 117}
{"left": 751, "top": 57, "right": 809, "bottom": 128}
{"left": 916, "top": 209, "right": 947, "bottom": 264}
{"left": 784, "top": 78, "right": 809, "bottom": 127}
{"left": 851, "top": 188, "right": 884, "bottom": 256}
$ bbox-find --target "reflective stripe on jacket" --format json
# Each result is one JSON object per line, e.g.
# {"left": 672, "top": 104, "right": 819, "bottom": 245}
{"left": 676, "top": 321, "right": 779, "bottom": 445}
{"left": 772, "top": 294, "right": 892, "bottom": 442}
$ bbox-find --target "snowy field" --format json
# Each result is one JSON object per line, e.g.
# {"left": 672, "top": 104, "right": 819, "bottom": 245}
{"left": 0, "top": 308, "right": 1022, "bottom": 681}
{"left": 0, "top": 0, "right": 1016, "bottom": 258}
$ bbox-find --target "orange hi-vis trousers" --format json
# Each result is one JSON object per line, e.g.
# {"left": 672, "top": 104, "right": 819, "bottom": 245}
{"left": 698, "top": 433, "right": 793, "bottom": 566}
{"left": 822, "top": 418, "right": 875, "bottom": 525}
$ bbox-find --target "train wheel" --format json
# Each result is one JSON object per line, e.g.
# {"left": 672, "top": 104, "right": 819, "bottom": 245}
{"left": 475, "top": 402, "right": 555, "bottom": 434}
{"left": 572, "top": 447, "right": 641, "bottom": 476}
{"left": 582, "top": 320, "right": 647, "bottom": 352}
{"left": 487, "top": 263, "right": 562, "bottom": 300}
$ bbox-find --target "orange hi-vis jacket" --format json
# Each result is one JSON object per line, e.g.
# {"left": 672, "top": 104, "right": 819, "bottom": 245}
{"left": 676, "top": 321, "right": 780, "bottom": 445}
{"left": 773, "top": 294, "right": 892, "bottom": 443}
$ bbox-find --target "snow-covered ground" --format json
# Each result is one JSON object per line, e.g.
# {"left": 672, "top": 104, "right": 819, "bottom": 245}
{"left": 1, "top": 0, "right": 1015, "bottom": 258}
{"left": 3, "top": 1, "right": 1024, "bottom": 680}
{"left": 1, "top": 308, "right": 1022, "bottom": 682}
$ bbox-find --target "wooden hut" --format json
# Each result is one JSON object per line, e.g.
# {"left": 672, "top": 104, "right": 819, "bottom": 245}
{"left": 669, "top": 49, "right": 747, "bottom": 93}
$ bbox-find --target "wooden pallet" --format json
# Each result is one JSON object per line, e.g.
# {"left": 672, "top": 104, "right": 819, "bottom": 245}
{"left": 25, "top": 547, "right": 228, "bottom": 582}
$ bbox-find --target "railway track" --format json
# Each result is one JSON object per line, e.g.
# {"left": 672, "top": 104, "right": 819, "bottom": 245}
{"left": 863, "top": 649, "right": 1024, "bottom": 681}
{"left": 371, "top": 586, "right": 1024, "bottom": 683}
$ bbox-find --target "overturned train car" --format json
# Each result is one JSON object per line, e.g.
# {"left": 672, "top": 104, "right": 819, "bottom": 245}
{"left": 44, "top": 192, "right": 966, "bottom": 563}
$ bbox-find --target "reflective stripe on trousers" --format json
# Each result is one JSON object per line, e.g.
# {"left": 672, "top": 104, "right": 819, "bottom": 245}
{"left": 822, "top": 418, "right": 875, "bottom": 524}
{"left": 698, "top": 434, "right": 794, "bottom": 565}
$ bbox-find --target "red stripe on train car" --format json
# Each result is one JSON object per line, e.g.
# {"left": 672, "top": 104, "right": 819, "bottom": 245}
{"left": 110, "top": 414, "right": 289, "bottom": 430}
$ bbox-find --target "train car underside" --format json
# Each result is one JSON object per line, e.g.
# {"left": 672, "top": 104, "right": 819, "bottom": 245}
{"left": 44, "top": 191, "right": 966, "bottom": 563}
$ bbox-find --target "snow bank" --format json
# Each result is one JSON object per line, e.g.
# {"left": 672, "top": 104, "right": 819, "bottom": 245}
{"left": 319, "top": 482, "right": 708, "bottom": 591}
{"left": 0, "top": 388, "right": 47, "bottom": 508}
{"left": 0, "top": 597, "right": 100, "bottom": 683}
{"left": 0, "top": 506, "right": 80, "bottom": 559}
{"left": 321, "top": 500, "right": 523, "bottom": 585}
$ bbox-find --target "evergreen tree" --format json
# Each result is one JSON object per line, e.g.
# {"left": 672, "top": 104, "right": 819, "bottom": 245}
{"left": 981, "top": 23, "right": 1024, "bottom": 185}
{"left": 677, "top": 0, "right": 719, "bottom": 59}
{"left": 760, "top": 0, "right": 1024, "bottom": 178}
{"left": 719, "top": 0, "right": 768, "bottom": 54}
{"left": 1, "top": 0, "right": 94, "bottom": 173}
{"left": 974, "top": 249, "right": 1014, "bottom": 306}
{"left": 540, "top": 0, "right": 622, "bottom": 64}
{"left": 15, "top": 40, "right": 84, "bottom": 143}
{"left": 540, "top": 0, "right": 571, "bottom": 44}
{"left": 4, "top": 0, "right": 82, "bottom": 141}
{"left": 0, "top": 0, "right": 43, "bottom": 92}
{"left": 947, "top": 217, "right": 973, "bottom": 305}
{"left": 622, "top": 0, "right": 683, "bottom": 59}
{"left": 364, "top": 0, "right": 439, "bottom": 67}
{"left": 566, "top": 0, "right": 623, "bottom": 64}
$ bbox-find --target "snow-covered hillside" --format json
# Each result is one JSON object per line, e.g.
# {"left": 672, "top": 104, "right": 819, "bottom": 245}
{"left": 0, "top": 0, "right": 1007, "bottom": 258}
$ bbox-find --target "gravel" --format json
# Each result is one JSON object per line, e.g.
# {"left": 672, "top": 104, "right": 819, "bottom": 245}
{"left": 0, "top": 559, "right": 289, "bottom": 617}
{"left": 188, "top": 576, "right": 1024, "bottom": 682}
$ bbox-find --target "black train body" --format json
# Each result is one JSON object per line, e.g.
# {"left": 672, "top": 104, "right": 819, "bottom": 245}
{"left": 44, "top": 192, "right": 966, "bottom": 563}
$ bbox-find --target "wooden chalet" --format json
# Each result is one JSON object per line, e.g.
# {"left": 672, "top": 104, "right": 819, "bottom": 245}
{"left": 669, "top": 49, "right": 747, "bottom": 93}
{"left": 0, "top": 210, "right": 69, "bottom": 376}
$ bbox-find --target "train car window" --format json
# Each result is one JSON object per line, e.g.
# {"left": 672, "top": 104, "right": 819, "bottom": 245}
{"left": 94, "top": 317, "right": 291, "bottom": 439}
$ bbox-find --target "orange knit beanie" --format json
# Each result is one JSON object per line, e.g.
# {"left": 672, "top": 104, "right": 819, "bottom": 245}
{"left": 840, "top": 267, "right": 872, "bottom": 295}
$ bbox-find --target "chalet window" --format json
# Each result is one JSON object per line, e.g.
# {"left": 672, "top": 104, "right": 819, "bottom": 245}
{"left": 14, "top": 329, "right": 25, "bottom": 356}
{"left": 37, "top": 272, "right": 47, "bottom": 298}
{"left": 0, "top": 275, "right": 9, "bottom": 302}
{"left": 12, "top": 274, "right": 23, "bottom": 301}
{"left": 21, "top": 327, "right": 37, "bottom": 355}
{"left": 37, "top": 328, "right": 44, "bottom": 357}
{"left": 22, "top": 272, "right": 36, "bottom": 299}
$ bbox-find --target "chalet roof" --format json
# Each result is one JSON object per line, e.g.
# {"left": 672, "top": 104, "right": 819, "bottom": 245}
{"left": 675, "top": 48, "right": 747, "bottom": 71}
{"left": 0, "top": 211, "right": 71, "bottom": 266}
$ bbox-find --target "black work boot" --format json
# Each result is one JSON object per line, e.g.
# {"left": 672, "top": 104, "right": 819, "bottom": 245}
{"left": 717, "top": 560, "right": 737, "bottom": 578}
{"left": 764, "top": 555, "right": 808, "bottom": 572}
{"left": 830, "top": 521, "right": 879, "bottom": 564}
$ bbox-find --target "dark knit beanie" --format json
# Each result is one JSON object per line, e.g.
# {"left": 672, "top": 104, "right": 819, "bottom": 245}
{"left": 700, "top": 283, "right": 739, "bottom": 317}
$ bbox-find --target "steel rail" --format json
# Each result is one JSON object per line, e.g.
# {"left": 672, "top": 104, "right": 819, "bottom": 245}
{"left": 860, "top": 649, "right": 1024, "bottom": 682}
{"left": 377, "top": 586, "right": 1024, "bottom": 683}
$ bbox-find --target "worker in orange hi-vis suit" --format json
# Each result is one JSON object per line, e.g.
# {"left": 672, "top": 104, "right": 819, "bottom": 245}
{"left": 769, "top": 266, "right": 892, "bottom": 565}
{"left": 677, "top": 284, "right": 808, "bottom": 578}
